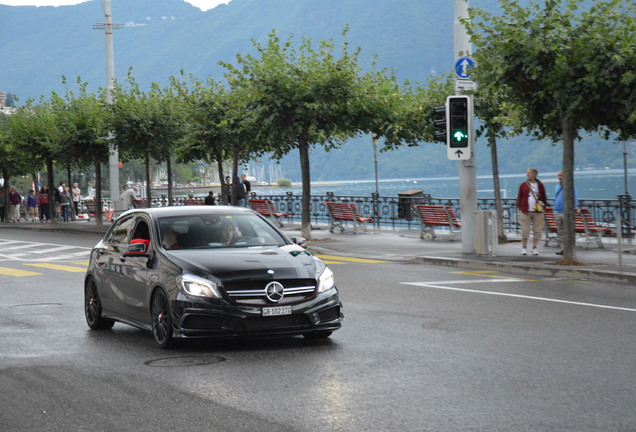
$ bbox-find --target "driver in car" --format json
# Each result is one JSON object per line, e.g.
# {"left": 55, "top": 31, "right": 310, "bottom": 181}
{"left": 161, "top": 226, "right": 182, "bottom": 250}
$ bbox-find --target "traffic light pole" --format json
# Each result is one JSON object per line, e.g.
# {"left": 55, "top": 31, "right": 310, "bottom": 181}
{"left": 455, "top": 0, "right": 477, "bottom": 253}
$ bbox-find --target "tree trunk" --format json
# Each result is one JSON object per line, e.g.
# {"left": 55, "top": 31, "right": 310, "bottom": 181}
{"left": 66, "top": 165, "right": 75, "bottom": 220}
{"left": 47, "top": 159, "right": 56, "bottom": 225}
{"left": 95, "top": 160, "right": 103, "bottom": 226}
{"left": 216, "top": 152, "right": 227, "bottom": 205}
{"left": 145, "top": 151, "right": 152, "bottom": 208}
{"left": 167, "top": 156, "right": 173, "bottom": 206}
{"left": 561, "top": 117, "right": 577, "bottom": 261}
{"left": 231, "top": 151, "right": 239, "bottom": 205}
{"left": 299, "top": 139, "right": 312, "bottom": 240}
{"left": 488, "top": 133, "right": 507, "bottom": 242}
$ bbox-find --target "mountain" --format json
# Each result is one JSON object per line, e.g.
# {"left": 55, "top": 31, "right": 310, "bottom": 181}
{"left": 0, "top": 0, "right": 627, "bottom": 186}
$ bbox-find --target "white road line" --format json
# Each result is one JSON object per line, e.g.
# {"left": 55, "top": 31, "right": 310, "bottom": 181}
{"left": 30, "top": 246, "right": 77, "bottom": 255}
{"left": 401, "top": 282, "right": 636, "bottom": 313}
{"left": 420, "top": 279, "right": 525, "bottom": 285}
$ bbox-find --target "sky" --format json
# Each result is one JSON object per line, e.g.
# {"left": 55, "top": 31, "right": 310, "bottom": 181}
{"left": 0, "top": 0, "right": 231, "bottom": 10}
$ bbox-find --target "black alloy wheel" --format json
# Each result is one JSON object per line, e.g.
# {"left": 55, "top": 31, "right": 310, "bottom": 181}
{"left": 151, "top": 289, "right": 173, "bottom": 349}
{"left": 84, "top": 277, "right": 115, "bottom": 330}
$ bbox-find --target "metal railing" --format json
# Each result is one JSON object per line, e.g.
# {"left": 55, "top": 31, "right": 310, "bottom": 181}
{"left": 89, "top": 192, "right": 636, "bottom": 237}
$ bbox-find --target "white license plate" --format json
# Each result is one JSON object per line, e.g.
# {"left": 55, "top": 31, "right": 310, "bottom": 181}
{"left": 262, "top": 306, "right": 292, "bottom": 316}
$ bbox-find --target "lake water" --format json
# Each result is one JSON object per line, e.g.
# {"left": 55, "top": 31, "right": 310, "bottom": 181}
{"left": 251, "top": 168, "right": 636, "bottom": 201}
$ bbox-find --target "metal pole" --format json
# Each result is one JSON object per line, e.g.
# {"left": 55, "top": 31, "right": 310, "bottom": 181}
{"left": 455, "top": 0, "right": 477, "bottom": 253}
{"left": 95, "top": 0, "right": 121, "bottom": 210}
{"left": 623, "top": 141, "right": 629, "bottom": 195}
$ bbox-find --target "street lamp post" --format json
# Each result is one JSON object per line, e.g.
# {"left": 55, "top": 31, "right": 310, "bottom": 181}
{"left": 94, "top": 0, "right": 123, "bottom": 211}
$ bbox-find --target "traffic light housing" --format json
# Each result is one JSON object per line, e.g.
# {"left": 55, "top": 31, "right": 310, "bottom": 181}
{"left": 447, "top": 96, "right": 470, "bottom": 148}
{"left": 432, "top": 104, "right": 447, "bottom": 143}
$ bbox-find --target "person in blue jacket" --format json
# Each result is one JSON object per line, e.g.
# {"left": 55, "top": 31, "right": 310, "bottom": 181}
{"left": 554, "top": 170, "right": 578, "bottom": 255}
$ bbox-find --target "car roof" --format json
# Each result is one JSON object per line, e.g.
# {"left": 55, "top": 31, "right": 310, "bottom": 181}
{"left": 120, "top": 205, "right": 255, "bottom": 220}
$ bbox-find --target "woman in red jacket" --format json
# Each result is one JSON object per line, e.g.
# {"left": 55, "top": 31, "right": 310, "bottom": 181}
{"left": 38, "top": 185, "right": 50, "bottom": 223}
{"left": 516, "top": 168, "right": 547, "bottom": 256}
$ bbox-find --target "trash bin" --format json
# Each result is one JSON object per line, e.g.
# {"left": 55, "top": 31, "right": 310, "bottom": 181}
{"left": 397, "top": 190, "right": 424, "bottom": 220}
{"left": 476, "top": 210, "right": 498, "bottom": 257}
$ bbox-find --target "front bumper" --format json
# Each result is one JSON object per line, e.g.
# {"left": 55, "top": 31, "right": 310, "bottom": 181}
{"left": 171, "top": 289, "right": 343, "bottom": 339}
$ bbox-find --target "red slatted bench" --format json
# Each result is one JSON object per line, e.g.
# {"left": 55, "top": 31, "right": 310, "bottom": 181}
{"left": 82, "top": 199, "right": 109, "bottom": 222}
{"left": 326, "top": 202, "right": 374, "bottom": 234}
{"left": 249, "top": 199, "right": 289, "bottom": 228}
{"left": 544, "top": 207, "right": 610, "bottom": 249}
{"left": 183, "top": 199, "right": 203, "bottom": 206}
{"left": 133, "top": 199, "right": 148, "bottom": 209}
{"left": 411, "top": 204, "right": 461, "bottom": 240}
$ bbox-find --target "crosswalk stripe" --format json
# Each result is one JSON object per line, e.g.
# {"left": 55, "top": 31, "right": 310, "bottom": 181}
{"left": 0, "top": 267, "right": 43, "bottom": 276}
{"left": 30, "top": 246, "right": 77, "bottom": 255}
{"left": 23, "top": 263, "right": 87, "bottom": 273}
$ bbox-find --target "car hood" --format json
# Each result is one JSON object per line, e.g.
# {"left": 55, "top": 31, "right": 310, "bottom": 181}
{"left": 164, "top": 245, "right": 320, "bottom": 283}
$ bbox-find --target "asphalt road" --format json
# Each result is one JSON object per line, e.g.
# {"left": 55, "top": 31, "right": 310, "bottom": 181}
{"left": 1, "top": 229, "right": 635, "bottom": 432}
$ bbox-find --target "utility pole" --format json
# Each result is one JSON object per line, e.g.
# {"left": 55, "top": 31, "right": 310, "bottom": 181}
{"left": 454, "top": 0, "right": 477, "bottom": 253}
{"left": 94, "top": 0, "right": 123, "bottom": 210}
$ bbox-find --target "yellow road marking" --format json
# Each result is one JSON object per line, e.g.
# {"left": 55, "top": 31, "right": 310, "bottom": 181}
{"left": 321, "top": 260, "right": 346, "bottom": 265}
{"left": 452, "top": 270, "right": 537, "bottom": 282}
{"left": 315, "top": 254, "right": 388, "bottom": 264}
{"left": 73, "top": 262, "right": 89, "bottom": 266}
{"left": 0, "top": 267, "right": 43, "bottom": 277}
{"left": 23, "top": 263, "right": 87, "bottom": 273}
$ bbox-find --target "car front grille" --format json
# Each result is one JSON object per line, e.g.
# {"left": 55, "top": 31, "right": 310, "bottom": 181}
{"left": 224, "top": 279, "right": 316, "bottom": 305}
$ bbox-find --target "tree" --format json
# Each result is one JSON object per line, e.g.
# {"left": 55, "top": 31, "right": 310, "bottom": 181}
{"left": 111, "top": 71, "right": 186, "bottom": 206}
{"left": 4, "top": 99, "right": 60, "bottom": 223}
{"left": 467, "top": 0, "right": 636, "bottom": 261}
{"left": 222, "top": 29, "right": 365, "bottom": 239}
{"left": 51, "top": 79, "right": 111, "bottom": 224}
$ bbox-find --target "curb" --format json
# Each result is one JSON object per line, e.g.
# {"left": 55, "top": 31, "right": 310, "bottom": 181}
{"left": 410, "top": 255, "right": 636, "bottom": 285}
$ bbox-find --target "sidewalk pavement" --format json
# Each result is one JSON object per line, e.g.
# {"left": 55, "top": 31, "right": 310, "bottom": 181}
{"left": 2, "top": 219, "right": 636, "bottom": 285}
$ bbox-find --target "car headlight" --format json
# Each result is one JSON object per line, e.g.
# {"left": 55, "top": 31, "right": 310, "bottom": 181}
{"left": 178, "top": 274, "right": 222, "bottom": 299}
{"left": 317, "top": 267, "right": 335, "bottom": 293}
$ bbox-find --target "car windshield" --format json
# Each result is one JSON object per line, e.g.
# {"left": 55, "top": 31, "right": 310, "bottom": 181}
{"left": 157, "top": 213, "right": 287, "bottom": 250}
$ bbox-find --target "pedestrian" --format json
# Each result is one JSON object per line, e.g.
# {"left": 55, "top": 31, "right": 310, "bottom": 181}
{"left": 120, "top": 186, "right": 139, "bottom": 210}
{"left": 38, "top": 185, "right": 50, "bottom": 223}
{"left": 224, "top": 176, "right": 232, "bottom": 205}
{"left": 26, "top": 189, "right": 38, "bottom": 222}
{"left": 56, "top": 182, "right": 65, "bottom": 217}
{"left": 72, "top": 182, "right": 81, "bottom": 217}
{"left": 204, "top": 191, "right": 216, "bottom": 205}
{"left": 234, "top": 175, "right": 246, "bottom": 207}
{"left": 8, "top": 186, "right": 21, "bottom": 222}
{"left": 554, "top": 170, "right": 579, "bottom": 256}
{"left": 516, "top": 168, "right": 547, "bottom": 256}
{"left": 0, "top": 189, "right": 5, "bottom": 222}
{"left": 241, "top": 174, "right": 251, "bottom": 207}
{"left": 59, "top": 186, "right": 72, "bottom": 222}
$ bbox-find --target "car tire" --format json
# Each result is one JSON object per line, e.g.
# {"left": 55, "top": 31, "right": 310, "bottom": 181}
{"left": 84, "top": 277, "right": 115, "bottom": 330}
{"left": 151, "top": 289, "right": 173, "bottom": 349}
{"left": 302, "top": 331, "right": 332, "bottom": 340}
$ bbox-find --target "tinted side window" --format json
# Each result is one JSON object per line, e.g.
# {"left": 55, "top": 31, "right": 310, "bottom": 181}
{"left": 106, "top": 216, "right": 136, "bottom": 244}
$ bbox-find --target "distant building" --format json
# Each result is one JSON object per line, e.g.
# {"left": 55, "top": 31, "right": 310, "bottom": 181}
{"left": 0, "top": 90, "right": 16, "bottom": 115}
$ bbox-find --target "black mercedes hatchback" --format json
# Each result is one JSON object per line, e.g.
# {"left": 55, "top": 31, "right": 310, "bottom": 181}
{"left": 84, "top": 206, "right": 343, "bottom": 348}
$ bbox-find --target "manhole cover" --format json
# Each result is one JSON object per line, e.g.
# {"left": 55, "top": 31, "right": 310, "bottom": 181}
{"left": 145, "top": 355, "right": 226, "bottom": 367}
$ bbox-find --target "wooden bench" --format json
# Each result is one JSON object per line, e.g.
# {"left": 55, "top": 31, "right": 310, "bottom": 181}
{"left": 325, "top": 202, "right": 374, "bottom": 234}
{"left": 544, "top": 207, "right": 611, "bottom": 249}
{"left": 411, "top": 204, "right": 461, "bottom": 240}
{"left": 82, "top": 199, "right": 109, "bottom": 222}
{"left": 249, "top": 199, "right": 289, "bottom": 227}
{"left": 133, "top": 199, "right": 148, "bottom": 209}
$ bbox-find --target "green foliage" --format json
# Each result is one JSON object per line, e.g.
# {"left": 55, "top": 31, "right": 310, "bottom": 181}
{"left": 276, "top": 177, "right": 292, "bottom": 187}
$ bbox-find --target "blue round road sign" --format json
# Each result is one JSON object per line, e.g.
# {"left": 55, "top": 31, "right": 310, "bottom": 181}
{"left": 455, "top": 57, "right": 475, "bottom": 79}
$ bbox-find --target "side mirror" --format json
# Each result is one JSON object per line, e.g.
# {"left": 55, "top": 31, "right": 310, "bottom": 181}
{"left": 291, "top": 236, "right": 308, "bottom": 249}
{"left": 123, "top": 242, "right": 149, "bottom": 257}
